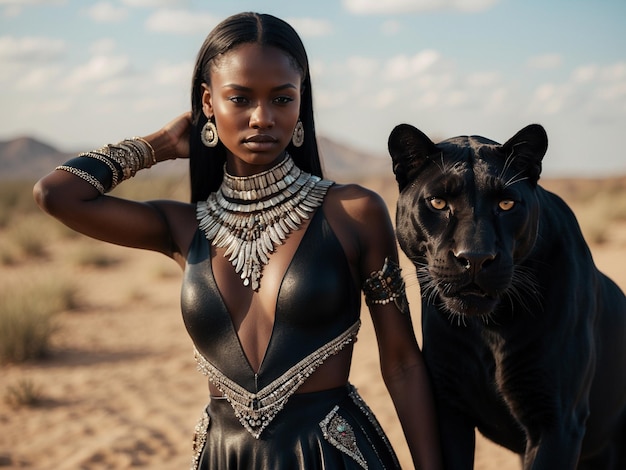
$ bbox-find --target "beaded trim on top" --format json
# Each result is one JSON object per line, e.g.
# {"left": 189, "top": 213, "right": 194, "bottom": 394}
{"left": 194, "top": 320, "right": 361, "bottom": 439}
{"left": 196, "top": 155, "right": 332, "bottom": 291}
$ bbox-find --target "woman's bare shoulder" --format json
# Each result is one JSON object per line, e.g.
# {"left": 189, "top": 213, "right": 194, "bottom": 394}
{"left": 325, "top": 182, "right": 389, "bottom": 222}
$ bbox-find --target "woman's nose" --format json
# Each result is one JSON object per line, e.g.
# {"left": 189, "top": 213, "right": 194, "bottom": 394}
{"left": 249, "top": 104, "right": 274, "bottom": 129}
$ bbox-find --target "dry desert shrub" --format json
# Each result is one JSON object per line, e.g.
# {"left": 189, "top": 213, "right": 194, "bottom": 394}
{"left": 72, "top": 244, "right": 122, "bottom": 268}
{"left": 0, "top": 278, "right": 78, "bottom": 363}
{"left": 0, "top": 214, "right": 66, "bottom": 264}
{"left": 4, "top": 378, "right": 44, "bottom": 408}
{"left": 574, "top": 180, "right": 626, "bottom": 245}
{"left": 0, "top": 180, "right": 40, "bottom": 228}
{"left": 9, "top": 215, "right": 49, "bottom": 259}
{"left": 0, "top": 180, "right": 79, "bottom": 264}
{"left": 543, "top": 177, "right": 626, "bottom": 245}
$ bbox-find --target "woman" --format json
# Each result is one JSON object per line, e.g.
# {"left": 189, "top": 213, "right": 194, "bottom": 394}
{"left": 34, "top": 12, "right": 441, "bottom": 470}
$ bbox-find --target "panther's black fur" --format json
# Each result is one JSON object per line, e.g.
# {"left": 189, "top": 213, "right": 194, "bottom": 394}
{"left": 388, "top": 123, "right": 626, "bottom": 469}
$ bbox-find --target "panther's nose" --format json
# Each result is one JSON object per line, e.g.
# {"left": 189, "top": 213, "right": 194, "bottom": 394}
{"left": 453, "top": 251, "right": 496, "bottom": 275}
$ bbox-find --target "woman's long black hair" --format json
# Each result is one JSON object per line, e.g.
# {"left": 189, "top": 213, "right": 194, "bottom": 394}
{"left": 189, "top": 12, "right": 322, "bottom": 202}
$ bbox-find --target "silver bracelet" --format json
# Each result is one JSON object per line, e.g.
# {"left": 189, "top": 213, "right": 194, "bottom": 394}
{"left": 363, "top": 257, "right": 410, "bottom": 316}
{"left": 55, "top": 137, "right": 157, "bottom": 194}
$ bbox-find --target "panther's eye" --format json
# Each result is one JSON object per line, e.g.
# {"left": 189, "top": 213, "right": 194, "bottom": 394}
{"left": 429, "top": 197, "right": 447, "bottom": 211}
{"left": 498, "top": 199, "right": 515, "bottom": 211}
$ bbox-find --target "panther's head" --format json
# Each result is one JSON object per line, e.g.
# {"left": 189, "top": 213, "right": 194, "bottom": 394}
{"left": 388, "top": 124, "right": 548, "bottom": 318}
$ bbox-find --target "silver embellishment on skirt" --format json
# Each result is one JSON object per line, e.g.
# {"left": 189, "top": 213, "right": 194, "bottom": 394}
{"left": 194, "top": 321, "right": 361, "bottom": 439}
{"left": 349, "top": 386, "right": 401, "bottom": 469}
{"left": 190, "top": 409, "right": 210, "bottom": 470}
{"left": 320, "top": 406, "right": 368, "bottom": 469}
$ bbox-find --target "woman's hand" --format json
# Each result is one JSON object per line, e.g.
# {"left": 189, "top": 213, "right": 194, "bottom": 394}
{"left": 146, "top": 112, "right": 192, "bottom": 162}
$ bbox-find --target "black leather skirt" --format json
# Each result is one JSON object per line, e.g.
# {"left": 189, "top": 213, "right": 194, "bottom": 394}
{"left": 191, "top": 384, "right": 401, "bottom": 469}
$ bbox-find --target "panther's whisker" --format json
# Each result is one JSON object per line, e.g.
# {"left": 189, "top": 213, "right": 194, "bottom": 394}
{"left": 504, "top": 171, "right": 529, "bottom": 188}
{"left": 426, "top": 152, "right": 446, "bottom": 174}
{"left": 499, "top": 150, "right": 517, "bottom": 180}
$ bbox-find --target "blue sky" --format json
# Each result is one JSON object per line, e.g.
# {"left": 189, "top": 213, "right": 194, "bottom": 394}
{"left": 1, "top": 0, "right": 625, "bottom": 177}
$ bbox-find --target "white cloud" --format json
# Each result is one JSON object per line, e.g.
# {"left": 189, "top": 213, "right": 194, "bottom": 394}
{"left": 572, "top": 65, "right": 597, "bottom": 83}
{"left": 531, "top": 84, "right": 556, "bottom": 106}
{"left": 2, "top": 5, "right": 20, "bottom": 16}
{"left": 600, "top": 62, "right": 626, "bottom": 81}
{"left": 483, "top": 87, "right": 508, "bottom": 112}
{"left": 90, "top": 38, "right": 117, "bottom": 55}
{"left": 153, "top": 60, "right": 193, "bottom": 85}
{"left": 0, "top": 60, "right": 17, "bottom": 84}
{"left": 594, "top": 63, "right": 626, "bottom": 102}
{"left": 466, "top": 71, "right": 500, "bottom": 87}
{"left": 63, "top": 54, "right": 132, "bottom": 89}
{"left": 528, "top": 83, "right": 573, "bottom": 115}
{"left": 16, "top": 65, "right": 62, "bottom": 89}
{"left": 522, "top": 60, "right": 626, "bottom": 125}
{"left": 527, "top": 53, "right": 562, "bottom": 70}
{"left": 380, "top": 20, "right": 403, "bottom": 35}
{"left": 85, "top": 2, "right": 129, "bottom": 22}
{"left": 417, "top": 90, "right": 440, "bottom": 108}
{"left": 1, "top": 0, "right": 66, "bottom": 18}
{"left": 346, "top": 56, "right": 379, "bottom": 78}
{"left": 37, "top": 98, "right": 71, "bottom": 115}
{"left": 444, "top": 89, "right": 469, "bottom": 107}
{"left": 314, "top": 89, "right": 350, "bottom": 110}
{"left": 0, "top": 35, "right": 66, "bottom": 61}
{"left": 145, "top": 9, "right": 220, "bottom": 35}
{"left": 372, "top": 89, "right": 397, "bottom": 109}
{"left": 343, "top": 0, "right": 498, "bottom": 14}
{"left": 314, "top": 48, "right": 514, "bottom": 121}
{"left": 97, "top": 77, "right": 135, "bottom": 95}
{"left": 133, "top": 96, "right": 168, "bottom": 112}
{"left": 596, "top": 81, "right": 626, "bottom": 101}
{"left": 384, "top": 50, "right": 440, "bottom": 81}
{"left": 121, "top": 0, "right": 186, "bottom": 7}
{"left": 286, "top": 17, "right": 333, "bottom": 38}
{"left": 413, "top": 72, "right": 453, "bottom": 91}
{"left": 310, "top": 58, "right": 326, "bottom": 78}
{"left": 0, "top": 0, "right": 66, "bottom": 4}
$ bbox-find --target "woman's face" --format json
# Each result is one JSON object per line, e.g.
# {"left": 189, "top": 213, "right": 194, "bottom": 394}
{"left": 202, "top": 43, "right": 302, "bottom": 175}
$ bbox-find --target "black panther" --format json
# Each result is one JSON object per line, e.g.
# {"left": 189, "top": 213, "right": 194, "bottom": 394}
{"left": 388, "top": 123, "right": 626, "bottom": 469}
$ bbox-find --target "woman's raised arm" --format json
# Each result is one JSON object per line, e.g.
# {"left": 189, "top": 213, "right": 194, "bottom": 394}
{"left": 33, "top": 112, "right": 194, "bottom": 259}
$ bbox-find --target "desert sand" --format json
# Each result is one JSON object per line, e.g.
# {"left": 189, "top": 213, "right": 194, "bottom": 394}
{"left": 1, "top": 176, "right": 624, "bottom": 469}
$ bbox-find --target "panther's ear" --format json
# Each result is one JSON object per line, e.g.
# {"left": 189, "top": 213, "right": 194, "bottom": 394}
{"left": 501, "top": 124, "right": 548, "bottom": 185}
{"left": 388, "top": 124, "right": 439, "bottom": 192}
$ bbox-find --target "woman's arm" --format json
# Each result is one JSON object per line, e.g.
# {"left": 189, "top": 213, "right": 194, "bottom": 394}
{"left": 33, "top": 113, "right": 194, "bottom": 260}
{"left": 354, "top": 189, "right": 443, "bottom": 469}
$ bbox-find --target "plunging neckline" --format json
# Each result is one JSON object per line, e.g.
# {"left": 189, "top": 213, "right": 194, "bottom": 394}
{"left": 207, "top": 209, "right": 322, "bottom": 377}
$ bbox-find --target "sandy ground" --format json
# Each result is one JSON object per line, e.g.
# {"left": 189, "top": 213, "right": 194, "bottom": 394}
{"left": 1, "top": 178, "right": 624, "bottom": 469}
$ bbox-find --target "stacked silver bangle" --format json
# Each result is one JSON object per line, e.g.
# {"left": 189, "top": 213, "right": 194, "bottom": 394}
{"left": 363, "top": 257, "right": 410, "bottom": 317}
{"left": 56, "top": 137, "right": 156, "bottom": 194}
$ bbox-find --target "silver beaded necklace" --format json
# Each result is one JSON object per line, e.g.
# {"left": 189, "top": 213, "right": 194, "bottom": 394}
{"left": 197, "top": 155, "right": 332, "bottom": 291}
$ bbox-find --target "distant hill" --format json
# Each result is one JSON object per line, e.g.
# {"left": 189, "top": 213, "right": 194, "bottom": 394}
{"left": 0, "top": 137, "right": 74, "bottom": 180}
{"left": 0, "top": 135, "right": 390, "bottom": 182}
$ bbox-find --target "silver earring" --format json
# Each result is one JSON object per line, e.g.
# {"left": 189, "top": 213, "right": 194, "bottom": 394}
{"left": 291, "top": 120, "right": 304, "bottom": 148}
{"left": 201, "top": 118, "right": 219, "bottom": 148}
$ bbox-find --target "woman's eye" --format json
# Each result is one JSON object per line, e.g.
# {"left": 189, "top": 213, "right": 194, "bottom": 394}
{"left": 228, "top": 96, "right": 248, "bottom": 104}
{"left": 273, "top": 96, "right": 294, "bottom": 105}
{"left": 498, "top": 199, "right": 515, "bottom": 211}
{"left": 428, "top": 197, "right": 447, "bottom": 210}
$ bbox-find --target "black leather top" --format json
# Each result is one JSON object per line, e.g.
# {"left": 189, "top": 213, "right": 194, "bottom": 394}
{"left": 181, "top": 209, "right": 360, "bottom": 393}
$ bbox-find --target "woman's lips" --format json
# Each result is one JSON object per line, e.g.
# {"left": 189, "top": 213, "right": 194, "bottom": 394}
{"left": 244, "top": 134, "right": 277, "bottom": 143}
{"left": 243, "top": 134, "right": 278, "bottom": 151}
